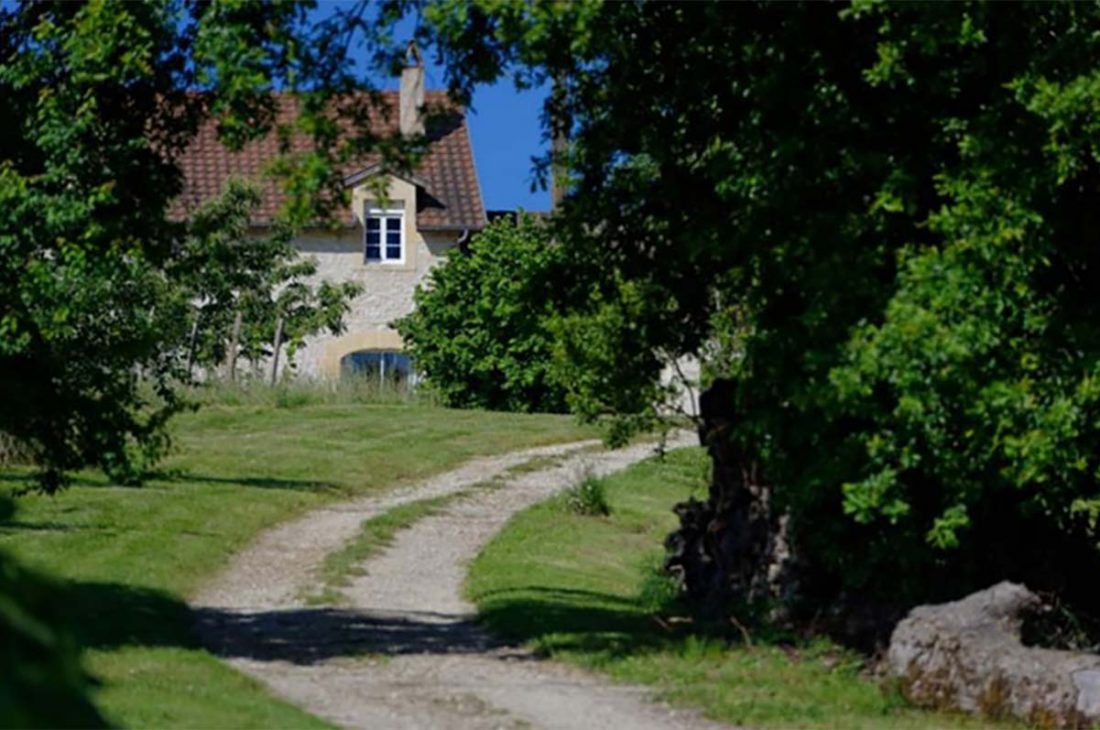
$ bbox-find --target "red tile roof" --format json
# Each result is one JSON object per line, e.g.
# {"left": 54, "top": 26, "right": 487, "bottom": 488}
{"left": 174, "top": 91, "right": 485, "bottom": 230}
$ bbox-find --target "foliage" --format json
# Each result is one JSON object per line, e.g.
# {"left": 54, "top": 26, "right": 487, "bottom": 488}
{"left": 7, "top": 0, "right": 1100, "bottom": 670}
{"left": 823, "top": 3, "right": 1100, "bottom": 607}
{"left": 172, "top": 180, "right": 360, "bottom": 379}
{"left": 422, "top": 1, "right": 1100, "bottom": 609}
{"left": 562, "top": 472, "right": 610, "bottom": 517}
{"left": 0, "top": 1, "right": 193, "bottom": 491}
{"left": 0, "top": 498, "right": 105, "bottom": 729}
{"left": 396, "top": 214, "right": 571, "bottom": 413}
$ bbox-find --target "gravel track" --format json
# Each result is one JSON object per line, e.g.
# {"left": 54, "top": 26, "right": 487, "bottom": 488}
{"left": 193, "top": 432, "right": 728, "bottom": 729}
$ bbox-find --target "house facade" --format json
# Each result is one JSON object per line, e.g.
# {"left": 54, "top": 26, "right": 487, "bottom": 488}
{"left": 176, "top": 60, "right": 486, "bottom": 380}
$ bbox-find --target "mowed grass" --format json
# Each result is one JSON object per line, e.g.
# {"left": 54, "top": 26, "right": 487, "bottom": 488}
{"left": 467, "top": 448, "right": 998, "bottom": 729}
{"left": 0, "top": 402, "right": 597, "bottom": 728}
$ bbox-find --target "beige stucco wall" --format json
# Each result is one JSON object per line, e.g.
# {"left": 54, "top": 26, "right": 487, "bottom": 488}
{"left": 288, "top": 176, "right": 461, "bottom": 378}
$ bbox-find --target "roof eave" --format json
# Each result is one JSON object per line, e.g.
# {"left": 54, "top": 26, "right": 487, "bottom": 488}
{"left": 417, "top": 223, "right": 485, "bottom": 232}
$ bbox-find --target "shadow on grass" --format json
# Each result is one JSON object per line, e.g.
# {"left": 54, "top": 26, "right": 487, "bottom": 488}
{"left": 473, "top": 585, "right": 640, "bottom": 609}
{"left": 476, "top": 588, "right": 679, "bottom": 661}
{"left": 1, "top": 471, "right": 342, "bottom": 494}
{"left": 0, "top": 520, "right": 116, "bottom": 534}
{"left": 0, "top": 472, "right": 113, "bottom": 489}
{"left": 193, "top": 592, "right": 673, "bottom": 665}
{"left": 154, "top": 472, "right": 344, "bottom": 493}
{"left": 57, "top": 580, "right": 198, "bottom": 652}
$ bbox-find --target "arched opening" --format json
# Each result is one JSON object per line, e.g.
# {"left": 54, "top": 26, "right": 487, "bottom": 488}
{"left": 340, "top": 350, "right": 414, "bottom": 389}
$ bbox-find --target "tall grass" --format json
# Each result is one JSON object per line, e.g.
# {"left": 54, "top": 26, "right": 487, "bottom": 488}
{"left": 0, "top": 433, "right": 32, "bottom": 467}
{"left": 184, "top": 374, "right": 440, "bottom": 409}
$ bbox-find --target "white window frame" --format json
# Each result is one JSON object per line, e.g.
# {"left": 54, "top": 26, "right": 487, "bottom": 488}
{"left": 364, "top": 206, "right": 405, "bottom": 265}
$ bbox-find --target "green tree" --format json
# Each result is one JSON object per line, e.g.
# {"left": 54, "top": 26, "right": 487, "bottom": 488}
{"left": 397, "top": 214, "right": 570, "bottom": 412}
{"left": 419, "top": 1, "right": 1100, "bottom": 611}
{"left": 0, "top": 1, "right": 196, "bottom": 491}
{"left": 172, "top": 180, "right": 359, "bottom": 381}
{"left": 7, "top": 0, "right": 1100, "bottom": 648}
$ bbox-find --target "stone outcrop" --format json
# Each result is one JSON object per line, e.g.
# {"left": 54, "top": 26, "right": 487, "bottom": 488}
{"left": 888, "top": 581, "right": 1100, "bottom": 727}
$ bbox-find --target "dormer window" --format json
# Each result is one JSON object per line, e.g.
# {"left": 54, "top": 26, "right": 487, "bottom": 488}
{"left": 365, "top": 206, "right": 404, "bottom": 264}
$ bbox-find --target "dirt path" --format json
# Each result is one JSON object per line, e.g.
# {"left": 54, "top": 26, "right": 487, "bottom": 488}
{"left": 194, "top": 432, "right": 726, "bottom": 729}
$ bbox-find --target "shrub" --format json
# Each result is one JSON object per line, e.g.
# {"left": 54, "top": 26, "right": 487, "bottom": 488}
{"left": 638, "top": 554, "right": 682, "bottom": 615}
{"left": 563, "top": 473, "right": 611, "bottom": 517}
{"left": 395, "top": 215, "right": 570, "bottom": 413}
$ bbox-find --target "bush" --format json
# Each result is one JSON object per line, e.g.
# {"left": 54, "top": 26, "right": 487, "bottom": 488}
{"left": 638, "top": 554, "right": 682, "bottom": 615}
{"left": 0, "top": 434, "right": 32, "bottom": 468}
{"left": 563, "top": 473, "right": 611, "bottom": 517}
{"left": 395, "top": 215, "right": 570, "bottom": 413}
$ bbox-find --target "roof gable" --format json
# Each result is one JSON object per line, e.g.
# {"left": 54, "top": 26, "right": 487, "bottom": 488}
{"left": 343, "top": 163, "right": 428, "bottom": 190}
{"left": 174, "top": 91, "right": 486, "bottom": 230}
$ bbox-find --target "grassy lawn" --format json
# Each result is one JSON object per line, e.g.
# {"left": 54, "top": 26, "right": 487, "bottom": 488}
{"left": 0, "top": 402, "right": 597, "bottom": 728}
{"left": 467, "top": 447, "right": 998, "bottom": 729}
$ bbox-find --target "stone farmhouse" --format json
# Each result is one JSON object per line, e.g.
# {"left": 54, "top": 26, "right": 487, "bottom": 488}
{"left": 176, "top": 58, "right": 486, "bottom": 381}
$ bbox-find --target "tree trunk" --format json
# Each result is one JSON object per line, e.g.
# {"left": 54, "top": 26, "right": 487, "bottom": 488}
{"left": 664, "top": 378, "right": 792, "bottom": 614}
{"left": 270, "top": 316, "right": 284, "bottom": 387}
{"left": 226, "top": 310, "right": 242, "bottom": 383}
{"left": 185, "top": 314, "right": 201, "bottom": 381}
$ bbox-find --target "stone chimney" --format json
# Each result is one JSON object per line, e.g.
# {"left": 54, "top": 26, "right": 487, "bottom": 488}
{"left": 399, "top": 42, "right": 425, "bottom": 137}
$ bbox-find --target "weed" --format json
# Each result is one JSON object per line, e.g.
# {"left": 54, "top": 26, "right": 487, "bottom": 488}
{"left": 637, "top": 553, "right": 682, "bottom": 615}
{"left": 563, "top": 472, "right": 610, "bottom": 516}
{"left": 185, "top": 374, "right": 439, "bottom": 409}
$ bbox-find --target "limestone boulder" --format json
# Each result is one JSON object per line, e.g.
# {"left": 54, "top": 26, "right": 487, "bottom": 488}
{"left": 888, "top": 582, "right": 1100, "bottom": 727}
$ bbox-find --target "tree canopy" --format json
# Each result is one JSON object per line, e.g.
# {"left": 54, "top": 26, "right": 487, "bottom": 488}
{"left": 418, "top": 1, "right": 1100, "bottom": 608}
